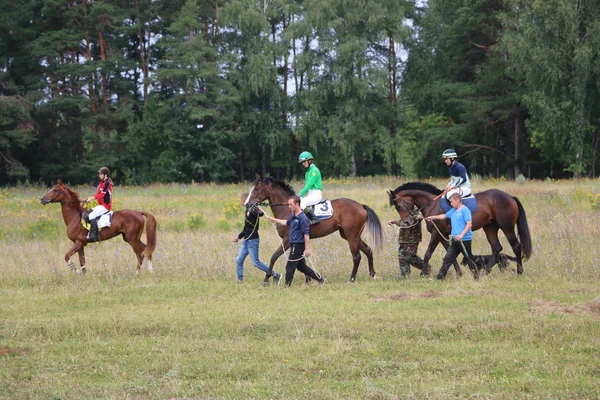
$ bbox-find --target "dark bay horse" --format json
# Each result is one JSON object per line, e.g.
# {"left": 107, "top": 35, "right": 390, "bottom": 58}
{"left": 40, "top": 179, "right": 157, "bottom": 274}
{"left": 246, "top": 175, "right": 384, "bottom": 283}
{"left": 388, "top": 182, "right": 532, "bottom": 276}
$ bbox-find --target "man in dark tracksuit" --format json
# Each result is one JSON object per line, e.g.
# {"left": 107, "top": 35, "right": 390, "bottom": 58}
{"left": 266, "top": 195, "right": 326, "bottom": 286}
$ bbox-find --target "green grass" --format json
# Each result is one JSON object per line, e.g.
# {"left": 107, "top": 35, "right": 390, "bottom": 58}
{"left": 0, "top": 177, "right": 599, "bottom": 399}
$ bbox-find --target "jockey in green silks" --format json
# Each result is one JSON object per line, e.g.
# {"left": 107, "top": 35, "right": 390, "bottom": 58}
{"left": 298, "top": 151, "right": 322, "bottom": 224}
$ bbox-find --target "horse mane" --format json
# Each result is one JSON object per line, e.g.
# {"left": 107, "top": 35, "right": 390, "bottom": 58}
{"left": 65, "top": 186, "right": 82, "bottom": 202}
{"left": 392, "top": 182, "right": 443, "bottom": 196}
{"left": 263, "top": 177, "right": 296, "bottom": 196}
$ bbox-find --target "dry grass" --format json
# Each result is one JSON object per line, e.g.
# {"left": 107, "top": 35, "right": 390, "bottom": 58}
{"left": 1, "top": 177, "right": 599, "bottom": 399}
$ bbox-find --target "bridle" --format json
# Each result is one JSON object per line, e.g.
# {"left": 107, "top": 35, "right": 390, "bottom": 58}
{"left": 248, "top": 183, "right": 288, "bottom": 209}
{"left": 43, "top": 186, "right": 81, "bottom": 205}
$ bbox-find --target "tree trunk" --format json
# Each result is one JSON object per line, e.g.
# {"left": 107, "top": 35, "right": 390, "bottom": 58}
{"left": 513, "top": 109, "right": 521, "bottom": 178}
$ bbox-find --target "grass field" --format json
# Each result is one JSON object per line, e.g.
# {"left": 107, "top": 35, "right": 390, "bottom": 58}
{"left": 1, "top": 177, "right": 599, "bottom": 399}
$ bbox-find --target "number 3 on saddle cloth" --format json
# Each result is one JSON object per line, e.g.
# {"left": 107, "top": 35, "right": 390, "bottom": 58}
{"left": 81, "top": 212, "right": 114, "bottom": 232}
{"left": 440, "top": 195, "right": 478, "bottom": 214}
{"left": 308, "top": 200, "right": 334, "bottom": 221}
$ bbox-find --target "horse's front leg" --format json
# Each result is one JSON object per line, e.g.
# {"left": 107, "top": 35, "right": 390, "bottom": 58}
{"left": 77, "top": 247, "right": 86, "bottom": 275}
{"left": 439, "top": 239, "right": 463, "bottom": 277}
{"left": 264, "top": 238, "right": 289, "bottom": 285}
{"left": 65, "top": 241, "right": 86, "bottom": 275}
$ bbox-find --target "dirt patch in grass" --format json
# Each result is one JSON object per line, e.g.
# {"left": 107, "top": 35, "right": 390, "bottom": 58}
{"left": 587, "top": 296, "right": 600, "bottom": 314}
{"left": 0, "top": 345, "right": 24, "bottom": 356}
{"left": 529, "top": 299, "right": 584, "bottom": 315}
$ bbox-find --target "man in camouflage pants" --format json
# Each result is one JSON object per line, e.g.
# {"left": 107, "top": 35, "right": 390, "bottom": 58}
{"left": 388, "top": 206, "right": 425, "bottom": 277}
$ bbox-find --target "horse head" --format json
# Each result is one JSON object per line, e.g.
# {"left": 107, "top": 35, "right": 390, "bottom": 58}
{"left": 245, "top": 174, "right": 271, "bottom": 208}
{"left": 40, "top": 179, "right": 79, "bottom": 205}
{"left": 387, "top": 189, "right": 416, "bottom": 221}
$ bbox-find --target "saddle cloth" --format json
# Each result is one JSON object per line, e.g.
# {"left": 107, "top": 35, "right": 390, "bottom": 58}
{"left": 440, "top": 195, "right": 477, "bottom": 214}
{"left": 310, "top": 200, "right": 333, "bottom": 220}
{"left": 81, "top": 212, "right": 113, "bottom": 230}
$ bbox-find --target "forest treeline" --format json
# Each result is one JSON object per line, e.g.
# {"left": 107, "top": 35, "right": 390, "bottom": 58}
{"left": 1, "top": 0, "right": 599, "bottom": 185}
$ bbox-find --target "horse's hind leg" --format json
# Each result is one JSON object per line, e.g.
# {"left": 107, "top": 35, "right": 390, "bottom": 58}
{"left": 347, "top": 238, "right": 362, "bottom": 283}
{"left": 127, "top": 239, "right": 145, "bottom": 274}
{"left": 483, "top": 225, "right": 503, "bottom": 274}
{"left": 500, "top": 227, "right": 523, "bottom": 275}
{"left": 358, "top": 239, "right": 375, "bottom": 279}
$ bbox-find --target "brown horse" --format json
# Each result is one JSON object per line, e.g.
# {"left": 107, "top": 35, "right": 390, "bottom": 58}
{"left": 246, "top": 175, "right": 384, "bottom": 283}
{"left": 40, "top": 179, "right": 157, "bottom": 274}
{"left": 388, "top": 182, "right": 532, "bottom": 277}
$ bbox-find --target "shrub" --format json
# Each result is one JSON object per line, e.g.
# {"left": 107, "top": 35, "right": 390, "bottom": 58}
{"left": 188, "top": 213, "right": 206, "bottom": 230}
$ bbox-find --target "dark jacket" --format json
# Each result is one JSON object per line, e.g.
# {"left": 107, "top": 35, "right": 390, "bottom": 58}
{"left": 237, "top": 206, "right": 263, "bottom": 241}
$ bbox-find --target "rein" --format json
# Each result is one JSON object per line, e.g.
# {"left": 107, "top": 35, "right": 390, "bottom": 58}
{"left": 256, "top": 201, "right": 287, "bottom": 207}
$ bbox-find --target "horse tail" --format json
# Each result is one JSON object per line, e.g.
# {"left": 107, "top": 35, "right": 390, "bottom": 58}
{"left": 141, "top": 212, "right": 157, "bottom": 257}
{"left": 513, "top": 196, "right": 532, "bottom": 261}
{"left": 362, "top": 205, "right": 383, "bottom": 253}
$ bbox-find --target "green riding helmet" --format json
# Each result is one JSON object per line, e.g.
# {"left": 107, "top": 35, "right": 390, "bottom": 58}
{"left": 298, "top": 151, "right": 314, "bottom": 163}
{"left": 442, "top": 149, "right": 458, "bottom": 159}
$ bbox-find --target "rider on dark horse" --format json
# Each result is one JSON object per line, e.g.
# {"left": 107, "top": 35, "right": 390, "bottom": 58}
{"left": 442, "top": 149, "right": 471, "bottom": 201}
{"left": 84, "top": 167, "right": 113, "bottom": 242}
{"left": 298, "top": 151, "right": 322, "bottom": 225}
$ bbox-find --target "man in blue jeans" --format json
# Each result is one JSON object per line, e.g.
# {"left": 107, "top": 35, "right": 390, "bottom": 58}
{"left": 234, "top": 192, "right": 281, "bottom": 283}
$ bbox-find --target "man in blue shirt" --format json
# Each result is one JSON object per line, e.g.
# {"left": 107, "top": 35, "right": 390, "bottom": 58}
{"left": 266, "top": 195, "right": 326, "bottom": 286}
{"left": 426, "top": 192, "right": 478, "bottom": 280}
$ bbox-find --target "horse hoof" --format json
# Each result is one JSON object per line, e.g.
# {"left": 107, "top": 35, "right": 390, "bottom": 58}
{"left": 371, "top": 275, "right": 378, "bottom": 280}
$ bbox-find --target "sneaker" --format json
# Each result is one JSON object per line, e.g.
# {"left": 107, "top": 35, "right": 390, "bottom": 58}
{"left": 273, "top": 273, "right": 282, "bottom": 284}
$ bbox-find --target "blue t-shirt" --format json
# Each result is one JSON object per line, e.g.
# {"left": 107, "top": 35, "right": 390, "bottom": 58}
{"left": 446, "top": 206, "right": 473, "bottom": 241}
{"left": 287, "top": 212, "right": 310, "bottom": 244}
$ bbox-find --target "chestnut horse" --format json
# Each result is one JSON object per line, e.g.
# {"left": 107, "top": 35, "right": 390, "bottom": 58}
{"left": 40, "top": 179, "right": 157, "bottom": 274}
{"left": 388, "top": 182, "right": 532, "bottom": 276}
{"left": 245, "top": 175, "right": 383, "bottom": 283}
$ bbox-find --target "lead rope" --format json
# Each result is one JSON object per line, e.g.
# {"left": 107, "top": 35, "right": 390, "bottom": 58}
{"left": 429, "top": 218, "right": 475, "bottom": 265}
{"left": 257, "top": 206, "right": 324, "bottom": 280}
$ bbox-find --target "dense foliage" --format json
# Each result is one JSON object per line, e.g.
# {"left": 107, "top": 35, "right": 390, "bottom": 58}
{"left": 1, "top": 0, "right": 598, "bottom": 184}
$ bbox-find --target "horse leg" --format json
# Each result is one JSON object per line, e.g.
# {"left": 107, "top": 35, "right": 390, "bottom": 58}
{"left": 129, "top": 239, "right": 146, "bottom": 274}
{"left": 77, "top": 248, "right": 86, "bottom": 274}
{"left": 439, "top": 239, "right": 463, "bottom": 277}
{"left": 265, "top": 239, "right": 289, "bottom": 284}
{"left": 500, "top": 226, "right": 523, "bottom": 275}
{"left": 65, "top": 241, "right": 85, "bottom": 274}
{"left": 482, "top": 225, "right": 503, "bottom": 274}
{"left": 346, "top": 236, "right": 362, "bottom": 282}
{"left": 358, "top": 239, "right": 375, "bottom": 279}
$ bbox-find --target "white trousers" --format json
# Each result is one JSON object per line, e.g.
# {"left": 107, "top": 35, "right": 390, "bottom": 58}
{"left": 446, "top": 187, "right": 472, "bottom": 200}
{"left": 300, "top": 190, "right": 323, "bottom": 210}
{"left": 89, "top": 205, "right": 109, "bottom": 219}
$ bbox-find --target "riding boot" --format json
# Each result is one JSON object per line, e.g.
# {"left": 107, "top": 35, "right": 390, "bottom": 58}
{"left": 82, "top": 210, "right": 91, "bottom": 224}
{"left": 304, "top": 209, "right": 320, "bottom": 225}
{"left": 88, "top": 218, "right": 99, "bottom": 242}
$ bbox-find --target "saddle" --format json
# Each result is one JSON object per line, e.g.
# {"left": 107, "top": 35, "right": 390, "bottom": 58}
{"left": 440, "top": 194, "right": 477, "bottom": 213}
{"left": 307, "top": 200, "right": 333, "bottom": 221}
{"left": 81, "top": 212, "right": 113, "bottom": 231}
